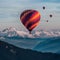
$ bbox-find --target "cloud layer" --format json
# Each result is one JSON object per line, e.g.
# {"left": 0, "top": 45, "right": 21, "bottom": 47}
{"left": 0, "top": 27, "right": 60, "bottom": 39}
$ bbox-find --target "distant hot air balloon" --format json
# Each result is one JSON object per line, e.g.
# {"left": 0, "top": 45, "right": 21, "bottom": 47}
{"left": 43, "top": 6, "right": 45, "bottom": 10}
{"left": 49, "top": 14, "right": 52, "bottom": 18}
{"left": 46, "top": 20, "right": 48, "bottom": 22}
{"left": 20, "top": 9, "right": 41, "bottom": 34}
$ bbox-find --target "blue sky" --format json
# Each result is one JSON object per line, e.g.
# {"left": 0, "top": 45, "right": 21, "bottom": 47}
{"left": 0, "top": 0, "right": 60, "bottom": 31}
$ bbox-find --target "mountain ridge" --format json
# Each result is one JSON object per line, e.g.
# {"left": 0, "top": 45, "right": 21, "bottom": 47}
{"left": 0, "top": 40, "right": 60, "bottom": 60}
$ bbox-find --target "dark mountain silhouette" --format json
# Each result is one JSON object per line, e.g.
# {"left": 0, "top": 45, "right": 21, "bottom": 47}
{"left": 0, "top": 40, "right": 60, "bottom": 60}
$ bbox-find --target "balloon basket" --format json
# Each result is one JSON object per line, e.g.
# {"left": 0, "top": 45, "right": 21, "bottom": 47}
{"left": 29, "top": 31, "right": 31, "bottom": 34}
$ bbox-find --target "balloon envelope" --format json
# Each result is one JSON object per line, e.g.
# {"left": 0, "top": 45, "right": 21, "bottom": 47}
{"left": 20, "top": 9, "right": 41, "bottom": 32}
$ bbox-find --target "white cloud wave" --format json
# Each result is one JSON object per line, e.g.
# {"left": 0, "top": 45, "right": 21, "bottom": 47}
{"left": 0, "top": 27, "right": 60, "bottom": 39}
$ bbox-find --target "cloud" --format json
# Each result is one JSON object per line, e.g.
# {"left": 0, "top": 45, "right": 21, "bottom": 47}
{"left": 0, "top": 27, "right": 60, "bottom": 39}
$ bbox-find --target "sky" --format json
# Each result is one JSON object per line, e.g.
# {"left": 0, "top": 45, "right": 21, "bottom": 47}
{"left": 0, "top": 0, "right": 60, "bottom": 31}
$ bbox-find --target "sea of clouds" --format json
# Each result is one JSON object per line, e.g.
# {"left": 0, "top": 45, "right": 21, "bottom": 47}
{"left": 0, "top": 27, "right": 60, "bottom": 39}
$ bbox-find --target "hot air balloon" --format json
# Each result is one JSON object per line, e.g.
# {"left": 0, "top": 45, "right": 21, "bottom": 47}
{"left": 46, "top": 20, "right": 48, "bottom": 22}
{"left": 49, "top": 14, "right": 52, "bottom": 18}
{"left": 43, "top": 6, "right": 45, "bottom": 10}
{"left": 20, "top": 9, "right": 41, "bottom": 34}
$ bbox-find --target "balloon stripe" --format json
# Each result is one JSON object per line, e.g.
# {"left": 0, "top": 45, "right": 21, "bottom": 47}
{"left": 21, "top": 11, "right": 35, "bottom": 25}
{"left": 30, "top": 12, "right": 41, "bottom": 19}
{"left": 29, "top": 25, "right": 36, "bottom": 31}
{"left": 29, "top": 21, "right": 40, "bottom": 31}
{"left": 20, "top": 10, "right": 33, "bottom": 21}
{"left": 29, "top": 11, "right": 39, "bottom": 19}
{"left": 20, "top": 10, "right": 31, "bottom": 18}
{"left": 26, "top": 16, "right": 40, "bottom": 29}
{"left": 25, "top": 12, "right": 40, "bottom": 27}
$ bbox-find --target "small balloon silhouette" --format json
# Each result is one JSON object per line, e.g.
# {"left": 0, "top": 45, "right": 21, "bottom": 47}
{"left": 46, "top": 20, "right": 48, "bottom": 22}
{"left": 43, "top": 6, "right": 45, "bottom": 10}
{"left": 50, "top": 14, "right": 52, "bottom": 18}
